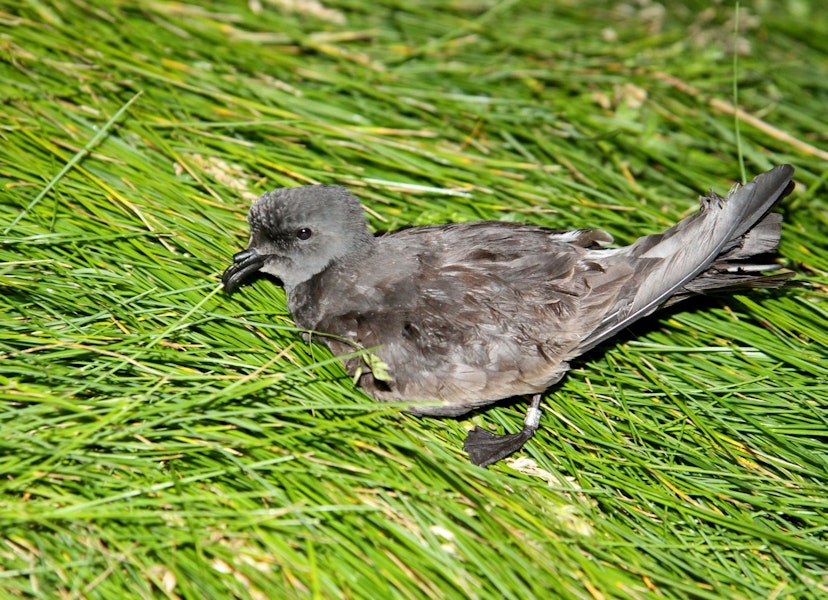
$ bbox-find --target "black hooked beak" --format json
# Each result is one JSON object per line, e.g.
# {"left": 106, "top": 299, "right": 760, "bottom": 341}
{"left": 222, "top": 248, "right": 265, "bottom": 294}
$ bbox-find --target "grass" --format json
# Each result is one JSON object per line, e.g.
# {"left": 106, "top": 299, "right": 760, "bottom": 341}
{"left": 1, "top": 0, "right": 827, "bottom": 598}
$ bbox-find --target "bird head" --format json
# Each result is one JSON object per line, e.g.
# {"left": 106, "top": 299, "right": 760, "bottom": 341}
{"left": 222, "top": 185, "right": 373, "bottom": 293}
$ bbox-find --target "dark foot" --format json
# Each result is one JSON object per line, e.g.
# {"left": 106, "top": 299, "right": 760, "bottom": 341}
{"left": 463, "top": 395, "right": 542, "bottom": 467}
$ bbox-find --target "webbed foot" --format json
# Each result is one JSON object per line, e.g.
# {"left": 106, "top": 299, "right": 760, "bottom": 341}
{"left": 463, "top": 394, "right": 542, "bottom": 467}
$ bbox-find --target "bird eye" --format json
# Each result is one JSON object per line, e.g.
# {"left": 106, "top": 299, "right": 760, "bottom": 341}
{"left": 296, "top": 227, "right": 313, "bottom": 241}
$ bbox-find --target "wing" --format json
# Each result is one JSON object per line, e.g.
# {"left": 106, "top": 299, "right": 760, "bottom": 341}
{"left": 290, "top": 222, "right": 631, "bottom": 415}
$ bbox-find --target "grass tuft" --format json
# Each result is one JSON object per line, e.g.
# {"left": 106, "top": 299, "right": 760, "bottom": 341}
{"left": 1, "top": 1, "right": 826, "bottom": 598}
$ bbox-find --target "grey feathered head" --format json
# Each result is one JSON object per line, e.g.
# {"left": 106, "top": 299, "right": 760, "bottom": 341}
{"left": 223, "top": 185, "right": 374, "bottom": 293}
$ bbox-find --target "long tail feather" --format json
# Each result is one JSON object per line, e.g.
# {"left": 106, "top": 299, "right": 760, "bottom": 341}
{"left": 580, "top": 165, "right": 795, "bottom": 352}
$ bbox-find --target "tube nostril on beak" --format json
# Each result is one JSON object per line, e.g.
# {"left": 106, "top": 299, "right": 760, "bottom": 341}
{"left": 232, "top": 248, "right": 259, "bottom": 263}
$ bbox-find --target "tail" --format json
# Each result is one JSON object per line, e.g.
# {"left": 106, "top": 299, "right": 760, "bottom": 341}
{"left": 580, "top": 165, "right": 795, "bottom": 353}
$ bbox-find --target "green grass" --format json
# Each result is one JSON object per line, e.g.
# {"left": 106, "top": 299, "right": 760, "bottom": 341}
{"left": 1, "top": 1, "right": 827, "bottom": 598}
